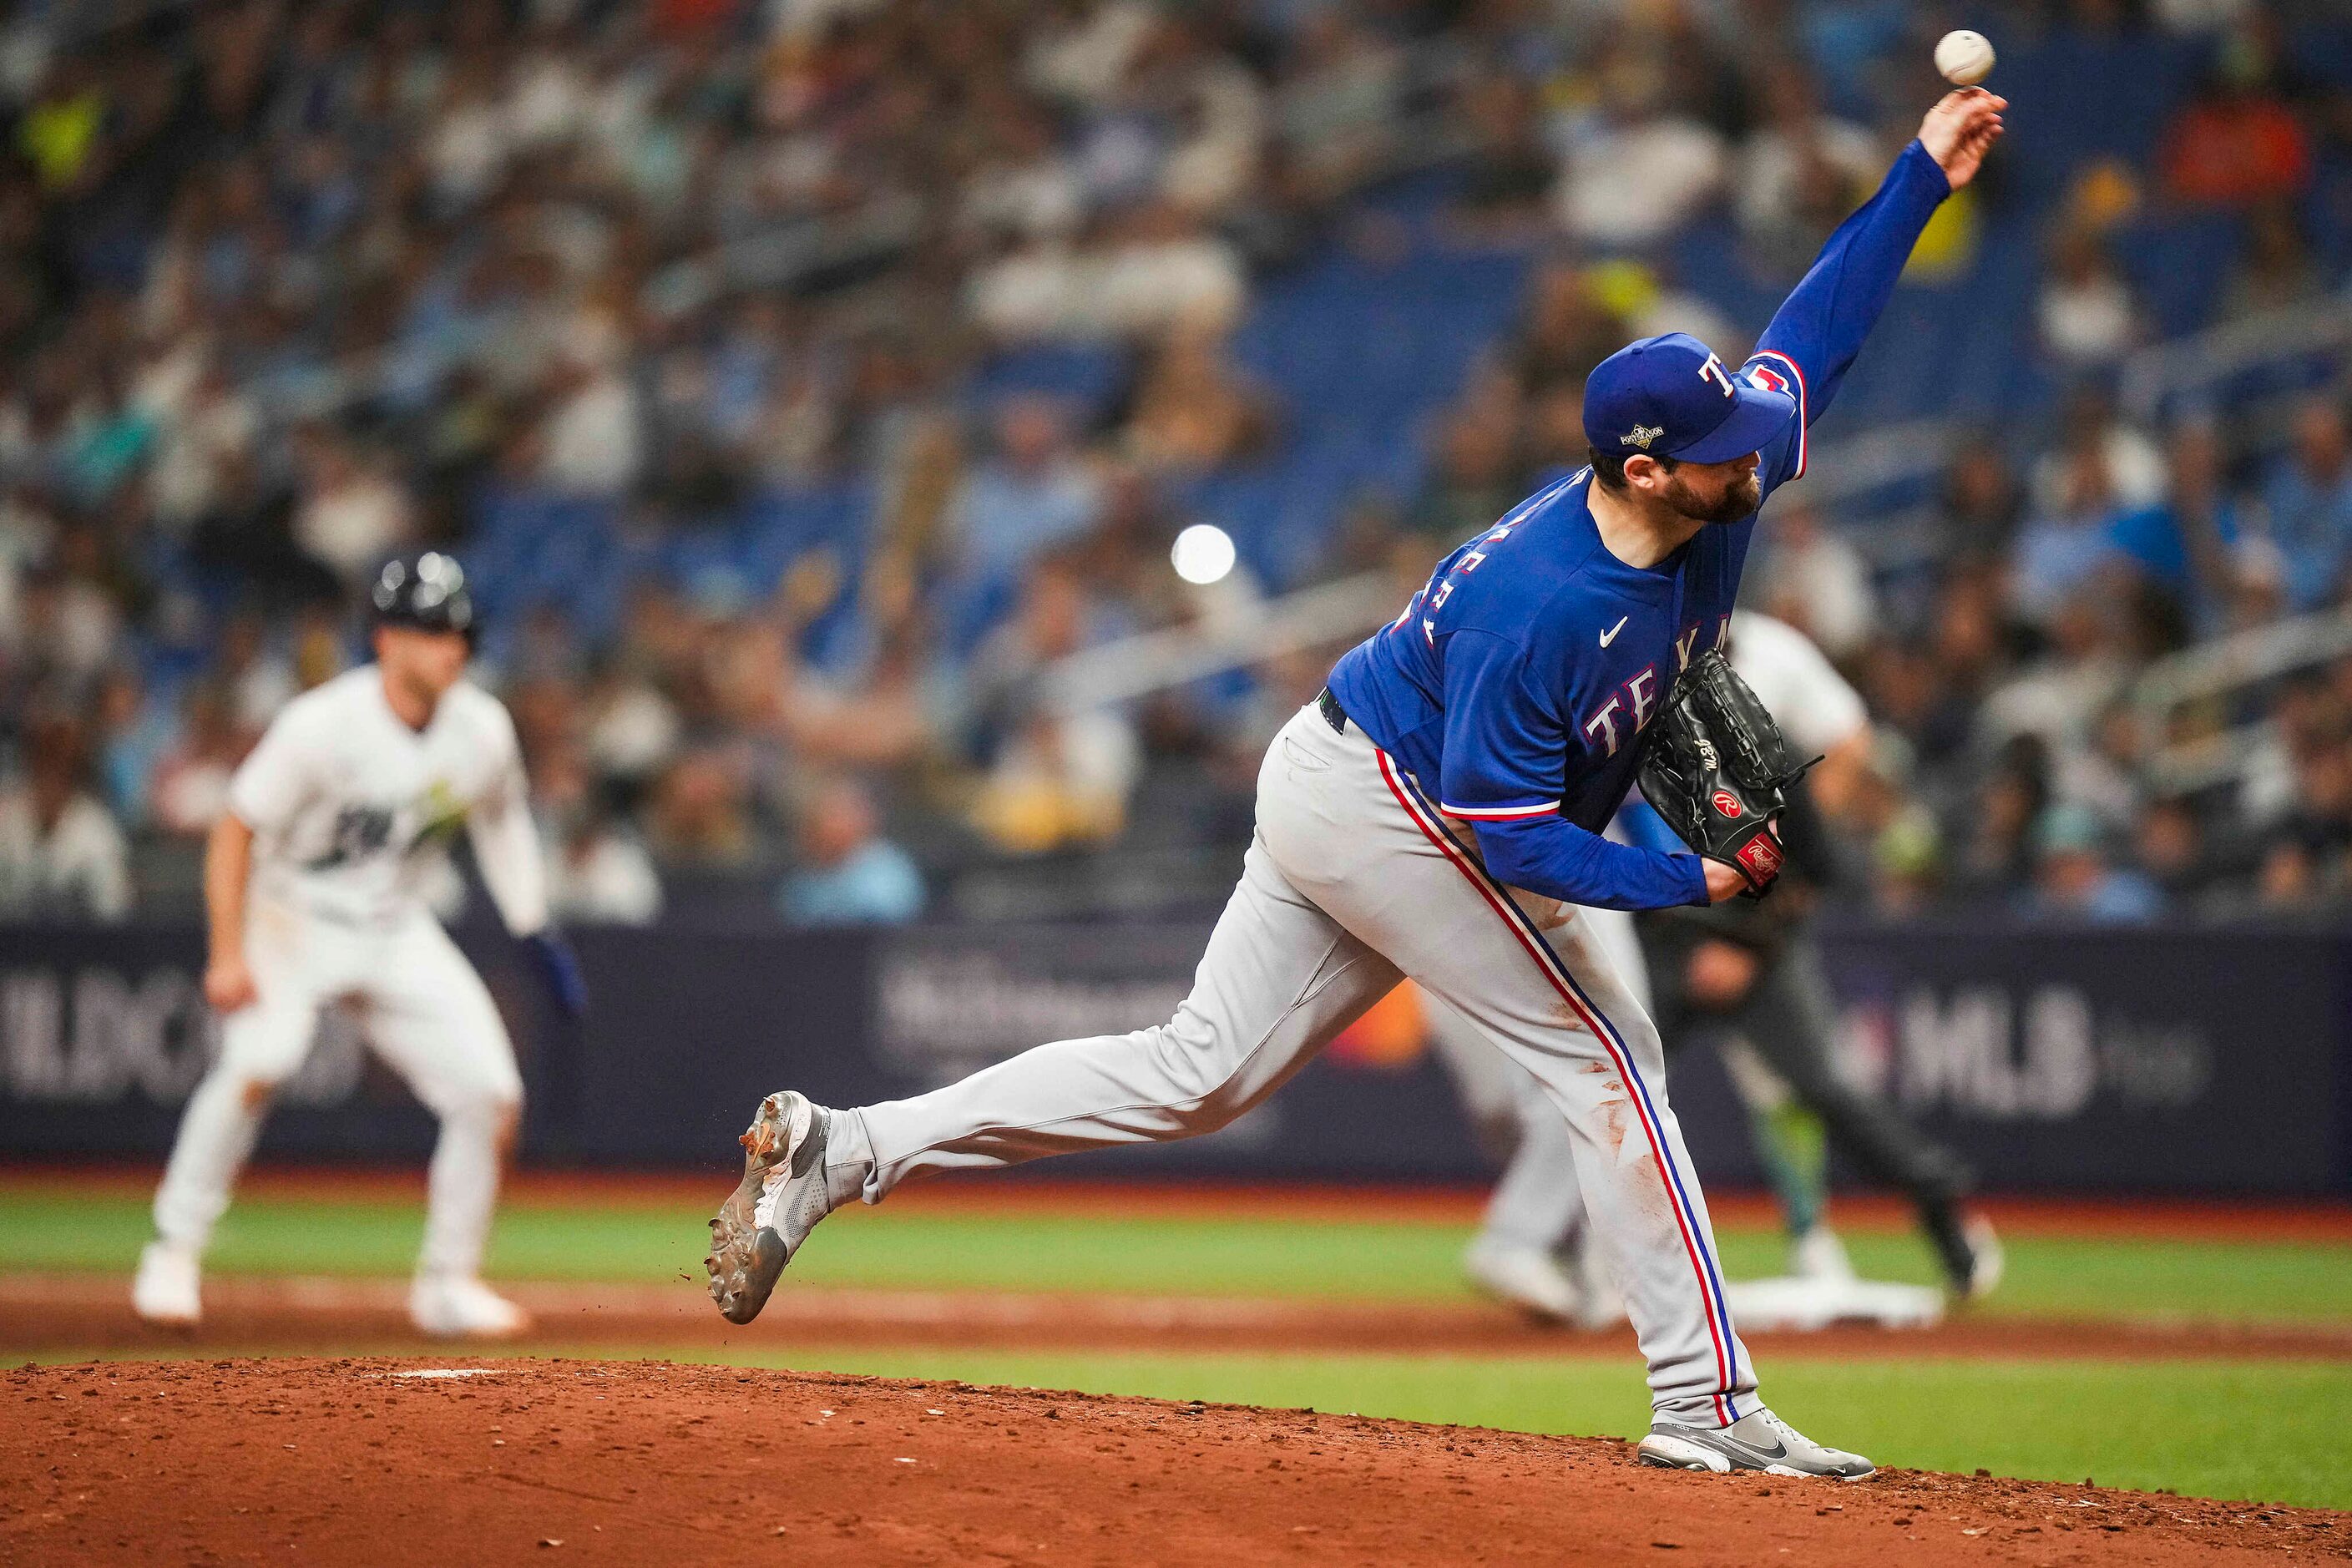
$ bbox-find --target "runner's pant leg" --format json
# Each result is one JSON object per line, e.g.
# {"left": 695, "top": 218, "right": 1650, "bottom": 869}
{"left": 362, "top": 918, "right": 524, "bottom": 1281}
{"left": 151, "top": 907, "right": 327, "bottom": 1252}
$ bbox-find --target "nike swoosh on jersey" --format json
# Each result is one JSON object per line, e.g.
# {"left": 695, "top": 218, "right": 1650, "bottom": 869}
{"left": 1599, "top": 616, "right": 1629, "bottom": 647}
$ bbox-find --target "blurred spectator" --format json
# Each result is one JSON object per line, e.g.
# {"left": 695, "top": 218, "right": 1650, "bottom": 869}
{"left": 293, "top": 430, "right": 412, "bottom": 587}
{"left": 0, "top": 715, "right": 131, "bottom": 922}
{"left": 951, "top": 398, "right": 1103, "bottom": 584}
{"left": 2221, "top": 200, "right": 2324, "bottom": 321}
{"left": 2253, "top": 736, "right": 2352, "bottom": 910}
{"left": 2030, "top": 392, "right": 2165, "bottom": 517}
{"left": 93, "top": 665, "right": 175, "bottom": 830}
{"left": 776, "top": 776, "right": 925, "bottom": 927}
{"left": 1408, "top": 407, "right": 1522, "bottom": 549}
{"left": 2007, "top": 449, "right": 2132, "bottom": 629}
{"left": 645, "top": 746, "right": 757, "bottom": 868}
{"left": 1554, "top": 43, "right": 1727, "bottom": 251}
{"left": 1124, "top": 323, "right": 1275, "bottom": 475}
{"left": 1510, "top": 265, "right": 1631, "bottom": 401}
{"left": 547, "top": 802, "right": 664, "bottom": 926}
{"left": 1449, "top": 75, "right": 1556, "bottom": 236}
{"left": 1981, "top": 596, "right": 2130, "bottom": 761}
{"left": 2159, "top": 33, "right": 2313, "bottom": 209}
{"left": 2107, "top": 422, "right": 2243, "bottom": 632}
{"left": 2021, "top": 802, "right": 2162, "bottom": 923}
{"left": 1275, "top": 11, "right": 1402, "bottom": 207}
{"left": 2258, "top": 396, "right": 2352, "bottom": 610}
{"left": 1935, "top": 438, "right": 2027, "bottom": 568}
{"left": 2240, "top": 672, "right": 2346, "bottom": 828}
{"left": 149, "top": 683, "right": 248, "bottom": 840}
{"left": 537, "top": 329, "right": 643, "bottom": 498}
{"left": 1734, "top": 62, "right": 1879, "bottom": 271}
{"left": 2037, "top": 227, "right": 2143, "bottom": 368}
{"left": 2132, "top": 796, "right": 2214, "bottom": 908}
{"left": 1751, "top": 498, "right": 1877, "bottom": 660}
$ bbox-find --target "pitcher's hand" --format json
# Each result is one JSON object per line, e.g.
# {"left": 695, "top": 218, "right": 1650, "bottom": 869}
{"left": 1920, "top": 88, "right": 2006, "bottom": 190}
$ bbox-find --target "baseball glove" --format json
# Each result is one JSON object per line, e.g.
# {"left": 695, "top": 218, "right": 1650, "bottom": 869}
{"left": 1636, "top": 650, "right": 1818, "bottom": 898}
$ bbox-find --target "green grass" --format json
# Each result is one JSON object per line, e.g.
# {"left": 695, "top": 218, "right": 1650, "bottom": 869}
{"left": 10, "top": 1180, "right": 2351, "bottom": 1509}
{"left": 634, "top": 1347, "right": 2352, "bottom": 1510}
{"left": 6, "top": 1187, "right": 2349, "bottom": 1327}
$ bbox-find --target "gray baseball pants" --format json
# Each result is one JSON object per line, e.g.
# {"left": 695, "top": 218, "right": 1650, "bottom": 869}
{"left": 821, "top": 702, "right": 1758, "bottom": 1424}
{"left": 1421, "top": 901, "right": 1650, "bottom": 1257}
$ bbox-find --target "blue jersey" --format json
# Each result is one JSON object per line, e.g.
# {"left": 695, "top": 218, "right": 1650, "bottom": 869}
{"left": 1327, "top": 140, "right": 1950, "bottom": 911}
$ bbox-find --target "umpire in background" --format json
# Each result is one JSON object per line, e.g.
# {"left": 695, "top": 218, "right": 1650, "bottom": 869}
{"left": 1629, "top": 610, "right": 2000, "bottom": 1298}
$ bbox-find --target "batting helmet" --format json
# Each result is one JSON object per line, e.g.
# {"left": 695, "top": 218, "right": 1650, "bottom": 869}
{"left": 370, "top": 552, "right": 475, "bottom": 636}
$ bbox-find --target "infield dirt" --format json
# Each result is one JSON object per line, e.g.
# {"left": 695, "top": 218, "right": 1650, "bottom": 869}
{"left": 4, "top": 1271, "right": 2349, "bottom": 1361}
{"left": 4, "top": 1357, "right": 2345, "bottom": 1566}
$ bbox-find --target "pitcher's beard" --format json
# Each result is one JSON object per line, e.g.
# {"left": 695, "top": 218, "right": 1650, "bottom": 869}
{"left": 1667, "top": 470, "right": 1763, "bottom": 524}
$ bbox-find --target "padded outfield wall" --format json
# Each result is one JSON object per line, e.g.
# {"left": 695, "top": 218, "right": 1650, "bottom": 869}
{"left": 0, "top": 919, "right": 2344, "bottom": 1195}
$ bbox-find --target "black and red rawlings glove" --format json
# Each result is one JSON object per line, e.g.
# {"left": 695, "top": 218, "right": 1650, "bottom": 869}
{"left": 1636, "top": 650, "right": 1818, "bottom": 898}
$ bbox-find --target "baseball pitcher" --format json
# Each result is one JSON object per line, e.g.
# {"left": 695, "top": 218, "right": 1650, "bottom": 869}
{"left": 708, "top": 91, "right": 2005, "bottom": 1477}
{"left": 133, "top": 554, "right": 587, "bottom": 1338}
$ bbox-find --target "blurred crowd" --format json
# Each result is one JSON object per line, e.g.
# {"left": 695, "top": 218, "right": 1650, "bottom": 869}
{"left": 1, "top": 0, "right": 2351, "bottom": 928}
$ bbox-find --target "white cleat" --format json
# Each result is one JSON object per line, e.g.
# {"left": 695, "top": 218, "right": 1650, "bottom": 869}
{"left": 410, "top": 1275, "right": 531, "bottom": 1340}
{"left": 132, "top": 1241, "right": 202, "bottom": 1327}
{"left": 1462, "top": 1237, "right": 1584, "bottom": 1323}
{"left": 1788, "top": 1225, "right": 1857, "bottom": 1282}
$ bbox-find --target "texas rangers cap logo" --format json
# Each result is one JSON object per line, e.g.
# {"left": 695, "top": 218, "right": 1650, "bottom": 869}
{"left": 1711, "top": 790, "right": 1743, "bottom": 818}
{"left": 1621, "top": 423, "right": 1664, "bottom": 450}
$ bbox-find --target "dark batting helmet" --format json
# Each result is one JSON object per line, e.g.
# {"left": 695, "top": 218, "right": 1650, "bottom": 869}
{"left": 370, "top": 551, "right": 475, "bottom": 636}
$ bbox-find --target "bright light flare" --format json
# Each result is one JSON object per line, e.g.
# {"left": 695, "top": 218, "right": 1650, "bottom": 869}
{"left": 1171, "top": 524, "right": 1237, "bottom": 585}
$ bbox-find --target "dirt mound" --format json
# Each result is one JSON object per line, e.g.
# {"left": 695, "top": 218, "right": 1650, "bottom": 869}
{"left": 7, "top": 1272, "right": 2350, "bottom": 1363}
{"left": 1, "top": 1358, "right": 2341, "bottom": 1566}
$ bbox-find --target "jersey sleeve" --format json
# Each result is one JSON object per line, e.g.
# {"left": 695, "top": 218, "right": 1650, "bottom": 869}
{"left": 1433, "top": 630, "right": 1567, "bottom": 822}
{"left": 1747, "top": 139, "right": 1950, "bottom": 472}
{"left": 225, "top": 701, "right": 323, "bottom": 836}
{"left": 1739, "top": 362, "right": 1808, "bottom": 497}
{"left": 464, "top": 701, "right": 551, "bottom": 938}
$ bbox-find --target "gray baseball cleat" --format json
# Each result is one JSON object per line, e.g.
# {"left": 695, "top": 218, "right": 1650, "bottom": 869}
{"left": 706, "top": 1090, "right": 835, "bottom": 1325}
{"left": 1637, "top": 1408, "right": 1875, "bottom": 1479}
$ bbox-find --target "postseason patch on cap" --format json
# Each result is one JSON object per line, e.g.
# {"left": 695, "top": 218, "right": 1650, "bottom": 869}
{"left": 1621, "top": 423, "right": 1663, "bottom": 450}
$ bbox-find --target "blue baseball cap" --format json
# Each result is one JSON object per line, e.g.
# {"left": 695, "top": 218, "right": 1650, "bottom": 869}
{"left": 1582, "top": 332, "right": 1797, "bottom": 465}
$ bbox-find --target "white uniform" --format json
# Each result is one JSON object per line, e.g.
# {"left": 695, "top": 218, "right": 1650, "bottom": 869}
{"left": 151, "top": 666, "right": 547, "bottom": 1288}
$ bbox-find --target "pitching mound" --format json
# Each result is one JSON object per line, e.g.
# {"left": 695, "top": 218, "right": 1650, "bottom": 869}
{"left": 3, "top": 1358, "right": 2343, "bottom": 1565}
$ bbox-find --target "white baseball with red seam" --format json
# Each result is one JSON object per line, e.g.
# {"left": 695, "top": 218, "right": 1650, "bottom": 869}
{"left": 1935, "top": 30, "right": 1995, "bottom": 86}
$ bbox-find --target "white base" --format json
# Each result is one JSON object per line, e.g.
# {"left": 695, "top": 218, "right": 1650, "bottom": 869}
{"left": 1722, "top": 1272, "right": 1945, "bottom": 1332}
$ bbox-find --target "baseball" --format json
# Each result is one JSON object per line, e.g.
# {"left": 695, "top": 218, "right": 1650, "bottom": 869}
{"left": 1935, "top": 29, "right": 1996, "bottom": 86}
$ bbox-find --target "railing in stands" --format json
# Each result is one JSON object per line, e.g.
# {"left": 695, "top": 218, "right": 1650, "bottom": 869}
{"left": 2132, "top": 603, "right": 2352, "bottom": 794}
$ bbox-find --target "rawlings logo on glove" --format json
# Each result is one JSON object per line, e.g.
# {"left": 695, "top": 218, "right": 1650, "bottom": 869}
{"left": 1636, "top": 650, "right": 1818, "bottom": 898}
